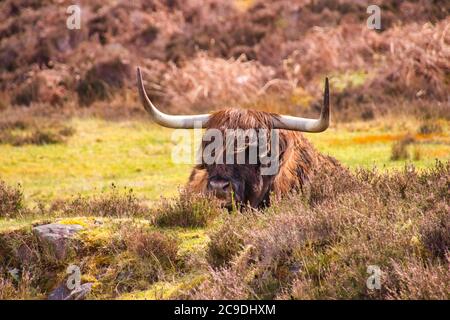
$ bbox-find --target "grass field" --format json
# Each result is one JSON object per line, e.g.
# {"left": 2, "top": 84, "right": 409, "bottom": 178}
{"left": 0, "top": 117, "right": 448, "bottom": 204}
{"left": 0, "top": 116, "right": 448, "bottom": 300}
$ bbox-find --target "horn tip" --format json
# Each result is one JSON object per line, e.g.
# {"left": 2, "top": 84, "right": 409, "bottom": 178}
{"left": 322, "top": 76, "right": 330, "bottom": 124}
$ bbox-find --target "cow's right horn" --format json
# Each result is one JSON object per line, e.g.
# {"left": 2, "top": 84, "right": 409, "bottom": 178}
{"left": 273, "top": 77, "right": 330, "bottom": 132}
{"left": 137, "top": 67, "right": 210, "bottom": 129}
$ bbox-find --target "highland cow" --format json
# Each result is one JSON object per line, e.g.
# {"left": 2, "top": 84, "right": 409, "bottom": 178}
{"left": 137, "top": 67, "right": 342, "bottom": 208}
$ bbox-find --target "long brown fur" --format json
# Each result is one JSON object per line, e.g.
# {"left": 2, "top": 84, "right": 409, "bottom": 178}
{"left": 187, "top": 108, "right": 342, "bottom": 202}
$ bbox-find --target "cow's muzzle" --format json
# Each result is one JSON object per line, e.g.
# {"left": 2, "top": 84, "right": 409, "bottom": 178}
{"left": 207, "top": 177, "right": 243, "bottom": 208}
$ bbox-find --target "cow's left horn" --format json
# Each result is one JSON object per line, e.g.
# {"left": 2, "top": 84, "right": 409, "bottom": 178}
{"left": 137, "top": 67, "right": 210, "bottom": 129}
{"left": 273, "top": 78, "right": 330, "bottom": 132}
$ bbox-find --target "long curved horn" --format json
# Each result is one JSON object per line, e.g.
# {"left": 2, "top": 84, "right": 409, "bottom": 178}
{"left": 137, "top": 67, "right": 210, "bottom": 129}
{"left": 273, "top": 78, "right": 330, "bottom": 132}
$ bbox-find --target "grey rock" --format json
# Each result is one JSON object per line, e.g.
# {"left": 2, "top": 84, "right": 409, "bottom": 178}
{"left": 32, "top": 223, "right": 83, "bottom": 260}
{"left": 66, "top": 283, "right": 93, "bottom": 300}
{"left": 47, "top": 283, "right": 71, "bottom": 300}
{"left": 48, "top": 282, "right": 93, "bottom": 300}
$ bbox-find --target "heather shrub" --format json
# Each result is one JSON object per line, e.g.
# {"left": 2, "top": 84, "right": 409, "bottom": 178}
{"left": 207, "top": 215, "right": 246, "bottom": 268}
{"left": 370, "top": 19, "right": 450, "bottom": 102}
{"left": 157, "top": 53, "right": 276, "bottom": 114}
{"left": 12, "top": 67, "right": 71, "bottom": 107}
{"left": 385, "top": 257, "right": 450, "bottom": 300}
{"left": 196, "top": 161, "right": 450, "bottom": 299}
{"left": 306, "top": 164, "right": 357, "bottom": 206}
{"left": 0, "top": 1, "right": 448, "bottom": 118}
{"left": 419, "top": 206, "right": 450, "bottom": 259}
{"left": 0, "top": 269, "right": 38, "bottom": 300}
{"left": 282, "top": 23, "right": 378, "bottom": 87}
{"left": 77, "top": 58, "right": 131, "bottom": 106}
{"left": 191, "top": 266, "right": 251, "bottom": 300}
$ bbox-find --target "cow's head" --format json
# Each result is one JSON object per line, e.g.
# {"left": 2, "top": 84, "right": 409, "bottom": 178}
{"left": 136, "top": 67, "right": 330, "bottom": 208}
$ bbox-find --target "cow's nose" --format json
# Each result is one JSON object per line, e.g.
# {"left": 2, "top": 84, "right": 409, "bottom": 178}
{"left": 209, "top": 179, "right": 230, "bottom": 194}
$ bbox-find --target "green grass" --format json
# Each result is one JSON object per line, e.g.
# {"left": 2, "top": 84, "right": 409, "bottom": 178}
{"left": 0, "top": 118, "right": 191, "bottom": 203}
{"left": 306, "top": 118, "right": 450, "bottom": 170}
{"left": 0, "top": 117, "right": 448, "bottom": 204}
{"left": 0, "top": 216, "right": 44, "bottom": 232}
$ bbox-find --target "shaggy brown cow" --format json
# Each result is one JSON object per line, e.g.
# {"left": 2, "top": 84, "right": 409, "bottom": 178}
{"left": 137, "top": 67, "right": 342, "bottom": 208}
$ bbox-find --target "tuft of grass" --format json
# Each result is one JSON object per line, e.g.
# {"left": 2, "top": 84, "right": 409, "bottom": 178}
{"left": 0, "top": 117, "right": 75, "bottom": 146}
{"left": 119, "top": 224, "right": 179, "bottom": 266}
{"left": 391, "top": 140, "right": 409, "bottom": 161}
{"left": 84, "top": 221, "right": 181, "bottom": 297}
{"left": 0, "top": 130, "right": 66, "bottom": 146}
{"left": 418, "top": 121, "right": 443, "bottom": 135}
{"left": 153, "top": 191, "right": 224, "bottom": 228}
{"left": 0, "top": 181, "right": 24, "bottom": 218}
{"left": 412, "top": 146, "right": 422, "bottom": 161}
{"left": 390, "top": 135, "right": 415, "bottom": 161}
{"left": 48, "top": 185, "right": 149, "bottom": 218}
